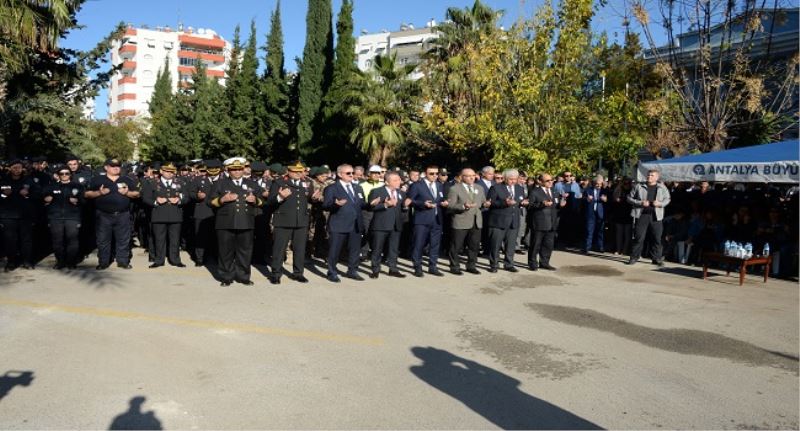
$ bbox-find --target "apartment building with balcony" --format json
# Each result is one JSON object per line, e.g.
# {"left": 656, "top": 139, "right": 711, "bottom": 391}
{"left": 356, "top": 22, "right": 439, "bottom": 80}
{"left": 108, "top": 24, "right": 231, "bottom": 121}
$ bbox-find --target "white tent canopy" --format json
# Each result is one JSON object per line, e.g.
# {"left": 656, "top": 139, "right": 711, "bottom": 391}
{"left": 638, "top": 140, "right": 799, "bottom": 183}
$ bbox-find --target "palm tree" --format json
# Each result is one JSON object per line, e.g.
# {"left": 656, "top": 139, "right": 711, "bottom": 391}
{"left": 0, "top": 0, "right": 81, "bottom": 72}
{"left": 347, "top": 54, "right": 421, "bottom": 166}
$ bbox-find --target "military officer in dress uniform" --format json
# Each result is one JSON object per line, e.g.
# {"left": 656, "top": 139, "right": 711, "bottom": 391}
{"left": 208, "top": 158, "right": 264, "bottom": 286}
{"left": 188, "top": 160, "right": 221, "bottom": 266}
{"left": 267, "top": 161, "right": 315, "bottom": 285}
{"left": 141, "top": 162, "right": 189, "bottom": 268}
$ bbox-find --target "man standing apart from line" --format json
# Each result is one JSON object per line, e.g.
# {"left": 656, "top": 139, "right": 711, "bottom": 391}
{"left": 627, "top": 169, "right": 671, "bottom": 267}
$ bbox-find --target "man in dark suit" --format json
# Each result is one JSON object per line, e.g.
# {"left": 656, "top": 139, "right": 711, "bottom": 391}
{"left": 141, "top": 162, "right": 189, "bottom": 268}
{"left": 528, "top": 173, "right": 567, "bottom": 271}
{"left": 367, "top": 171, "right": 408, "bottom": 279}
{"left": 268, "top": 161, "right": 315, "bottom": 285}
{"left": 187, "top": 160, "right": 221, "bottom": 266}
{"left": 446, "top": 168, "right": 488, "bottom": 275}
{"left": 407, "top": 165, "right": 450, "bottom": 277}
{"left": 583, "top": 175, "right": 608, "bottom": 254}
{"left": 208, "top": 158, "right": 264, "bottom": 286}
{"left": 323, "top": 164, "right": 374, "bottom": 282}
{"left": 486, "top": 169, "right": 528, "bottom": 272}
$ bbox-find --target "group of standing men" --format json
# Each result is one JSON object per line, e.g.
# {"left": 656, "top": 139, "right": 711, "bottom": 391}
{"left": 0, "top": 156, "right": 671, "bottom": 284}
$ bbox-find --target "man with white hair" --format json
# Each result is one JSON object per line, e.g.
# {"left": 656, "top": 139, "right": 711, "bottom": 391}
{"left": 486, "top": 168, "right": 528, "bottom": 272}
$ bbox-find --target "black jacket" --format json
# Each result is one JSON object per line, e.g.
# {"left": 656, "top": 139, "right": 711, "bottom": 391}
{"left": 43, "top": 181, "right": 84, "bottom": 221}
{"left": 0, "top": 175, "right": 41, "bottom": 219}
{"left": 267, "top": 178, "right": 311, "bottom": 229}
{"left": 528, "top": 185, "right": 563, "bottom": 232}
{"left": 368, "top": 187, "right": 406, "bottom": 232}
{"left": 208, "top": 177, "right": 264, "bottom": 230}
{"left": 141, "top": 178, "right": 190, "bottom": 223}
{"left": 486, "top": 183, "right": 526, "bottom": 229}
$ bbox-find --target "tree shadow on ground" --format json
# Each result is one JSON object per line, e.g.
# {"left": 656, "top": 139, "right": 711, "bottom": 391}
{"left": 0, "top": 370, "right": 34, "bottom": 403}
{"left": 108, "top": 396, "right": 162, "bottom": 430}
{"left": 409, "top": 347, "right": 603, "bottom": 430}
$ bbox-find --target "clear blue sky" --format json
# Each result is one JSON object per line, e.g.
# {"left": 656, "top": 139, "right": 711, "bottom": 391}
{"left": 64, "top": 0, "right": 634, "bottom": 119}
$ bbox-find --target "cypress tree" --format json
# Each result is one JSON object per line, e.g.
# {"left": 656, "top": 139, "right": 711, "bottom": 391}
{"left": 260, "top": 0, "right": 290, "bottom": 160}
{"left": 225, "top": 25, "right": 242, "bottom": 104}
{"left": 319, "top": 0, "right": 358, "bottom": 163}
{"left": 149, "top": 58, "right": 173, "bottom": 116}
{"left": 189, "top": 62, "right": 229, "bottom": 158}
{"left": 295, "top": 0, "right": 334, "bottom": 157}
{"left": 229, "top": 20, "right": 260, "bottom": 158}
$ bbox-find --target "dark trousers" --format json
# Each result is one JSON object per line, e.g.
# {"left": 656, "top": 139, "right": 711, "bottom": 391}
{"left": 193, "top": 217, "right": 216, "bottom": 264}
{"left": 370, "top": 229, "right": 401, "bottom": 273}
{"left": 449, "top": 227, "right": 480, "bottom": 271}
{"left": 50, "top": 219, "right": 80, "bottom": 266}
{"left": 489, "top": 226, "right": 519, "bottom": 269}
{"left": 584, "top": 212, "right": 605, "bottom": 251}
{"left": 271, "top": 226, "right": 307, "bottom": 277}
{"left": 96, "top": 211, "right": 131, "bottom": 266}
{"left": 1, "top": 218, "right": 34, "bottom": 266}
{"left": 530, "top": 230, "right": 556, "bottom": 268}
{"left": 614, "top": 222, "right": 632, "bottom": 255}
{"left": 328, "top": 230, "right": 361, "bottom": 276}
{"left": 631, "top": 213, "right": 663, "bottom": 262}
{"left": 252, "top": 214, "right": 270, "bottom": 265}
{"left": 412, "top": 223, "right": 442, "bottom": 271}
{"left": 217, "top": 228, "right": 253, "bottom": 282}
{"left": 152, "top": 222, "right": 182, "bottom": 265}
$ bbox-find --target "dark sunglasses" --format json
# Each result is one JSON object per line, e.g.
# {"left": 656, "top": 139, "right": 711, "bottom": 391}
{"left": 342, "top": 172, "right": 354, "bottom": 176}
{"left": 426, "top": 171, "right": 439, "bottom": 175}
{"left": 58, "top": 171, "right": 71, "bottom": 176}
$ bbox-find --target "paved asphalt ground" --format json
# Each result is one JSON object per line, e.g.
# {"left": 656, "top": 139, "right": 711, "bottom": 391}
{"left": 0, "top": 249, "right": 797, "bottom": 430}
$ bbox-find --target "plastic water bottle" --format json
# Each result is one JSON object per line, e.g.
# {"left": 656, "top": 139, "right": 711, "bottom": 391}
{"left": 724, "top": 240, "right": 731, "bottom": 256}
{"left": 763, "top": 243, "right": 770, "bottom": 257}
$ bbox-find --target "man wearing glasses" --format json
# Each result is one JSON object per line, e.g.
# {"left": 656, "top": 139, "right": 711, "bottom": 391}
{"left": 323, "top": 164, "right": 375, "bottom": 282}
{"left": 528, "top": 173, "right": 567, "bottom": 271}
{"left": 408, "top": 165, "right": 450, "bottom": 277}
{"left": 42, "top": 168, "right": 84, "bottom": 269}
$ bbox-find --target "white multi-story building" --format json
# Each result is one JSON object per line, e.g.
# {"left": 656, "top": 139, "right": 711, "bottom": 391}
{"left": 108, "top": 25, "right": 231, "bottom": 121}
{"left": 356, "top": 22, "right": 439, "bottom": 79}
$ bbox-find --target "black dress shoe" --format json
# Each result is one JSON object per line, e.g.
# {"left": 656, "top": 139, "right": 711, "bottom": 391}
{"left": 451, "top": 269, "right": 463, "bottom": 275}
{"left": 369, "top": 271, "right": 379, "bottom": 279}
{"left": 295, "top": 275, "right": 310, "bottom": 283}
{"left": 220, "top": 280, "right": 232, "bottom": 287}
{"left": 626, "top": 259, "right": 637, "bottom": 265}
{"left": 466, "top": 268, "right": 481, "bottom": 275}
{"left": 327, "top": 274, "right": 341, "bottom": 283}
{"left": 53, "top": 263, "right": 66, "bottom": 270}
{"left": 171, "top": 262, "right": 186, "bottom": 268}
{"left": 269, "top": 275, "right": 281, "bottom": 285}
{"left": 117, "top": 263, "right": 133, "bottom": 269}
{"left": 194, "top": 262, "right": 204, "bottom": 267}
{"left": 388, "top": 270, "right": 406, "bottom": 278}
{"left": 527, "top": 265, "right": 538, "bottom": 271}
{"left": 236, "top": 279, "right": 255, "bottom": 286}
{"left": 654, "top": 260, "right": 665, "bottom": 268}
{"left": 414, "top": 268, "right": 424, "bottom": 278}
{"left": 149, "top": 263, "right": 164, "bottom": 269}
{"left": 347, "top": 273, "right": 365, "bottom": 281}
{"left": 21, "top": 264, "right": 34, "bottom": 270}
{"left": 488, "top": 267, "right": 498, "bottom": 273}
{"left": 505, "top": 266, "right": 519, "bottom": 273}
{"left": 541, "top": 264, "right": 557, "bottom": 271}
{"left": 429, "top": 269, "right": 444, "bottom": 277}
{"left": 95, "top": 264, "right": 109, "bottom": 271}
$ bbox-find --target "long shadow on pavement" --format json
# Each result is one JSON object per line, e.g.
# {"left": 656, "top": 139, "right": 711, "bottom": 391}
{"left": 409, "top": 347, "right": 603, "bottom": 430}
{"left": 0, "top": 370, "right": 34, "bottom": 403}
{"left": 108, "top": 396, "right": 163, "bottom": 430}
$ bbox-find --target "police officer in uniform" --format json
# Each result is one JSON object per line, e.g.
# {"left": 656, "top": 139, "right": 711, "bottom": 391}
{"left": 188, "top": 160, "right": 221, "bottom": 266}
{"left": 0, "top": 160, "right": 40, "bottom": 271}
{"left": 42, "top": 167, "right": 84, "bottom": 269}
{"left": 208, "top": 157, "right": 263, "bottom": 286}
{"left": 268, "top": 161, "right": 314, "bottom": 285}
{"left": 141, "top": 162, "right": 189, "bottom": 268}
{"left": 85, "top": 158, "right": 140, "bottom": 270}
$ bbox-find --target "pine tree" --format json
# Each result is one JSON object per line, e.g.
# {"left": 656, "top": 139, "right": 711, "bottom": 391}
{"left": 318, "top": 0, "right": 358, "bottom": 164}
{"left": 224, "top": 25, "right": 242, "bottom": 104}
{"left": 260, "top": 0, "right": 290, "bottom": 161}
{"left": 228, "top": 20, "right": 260, "bottom": 158}
{"left": 294, "top": 0, "right": 334, "bottom": 157}
{"left": 189, "top": 62, "right": 230, "bottom": 158}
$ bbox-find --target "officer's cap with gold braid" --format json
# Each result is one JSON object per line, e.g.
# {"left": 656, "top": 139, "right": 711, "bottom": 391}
{"left": 287, "top": 160, "right": 306, "bottom": 173}
{"left": 160, "top": 162, "right": 177, "bottom": 173}
{"left": 223, "top": 157, "right": 247, "bottom": 170}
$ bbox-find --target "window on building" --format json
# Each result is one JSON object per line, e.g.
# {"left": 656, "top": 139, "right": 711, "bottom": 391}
{"left": 145, "top": 38, "right": 155, "bottom": 48}
{"left": 164, "top": 41, "right": 173, "bottom": 50}
{"left": 179, "top": 57, "right": 199, "bottom": 66}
